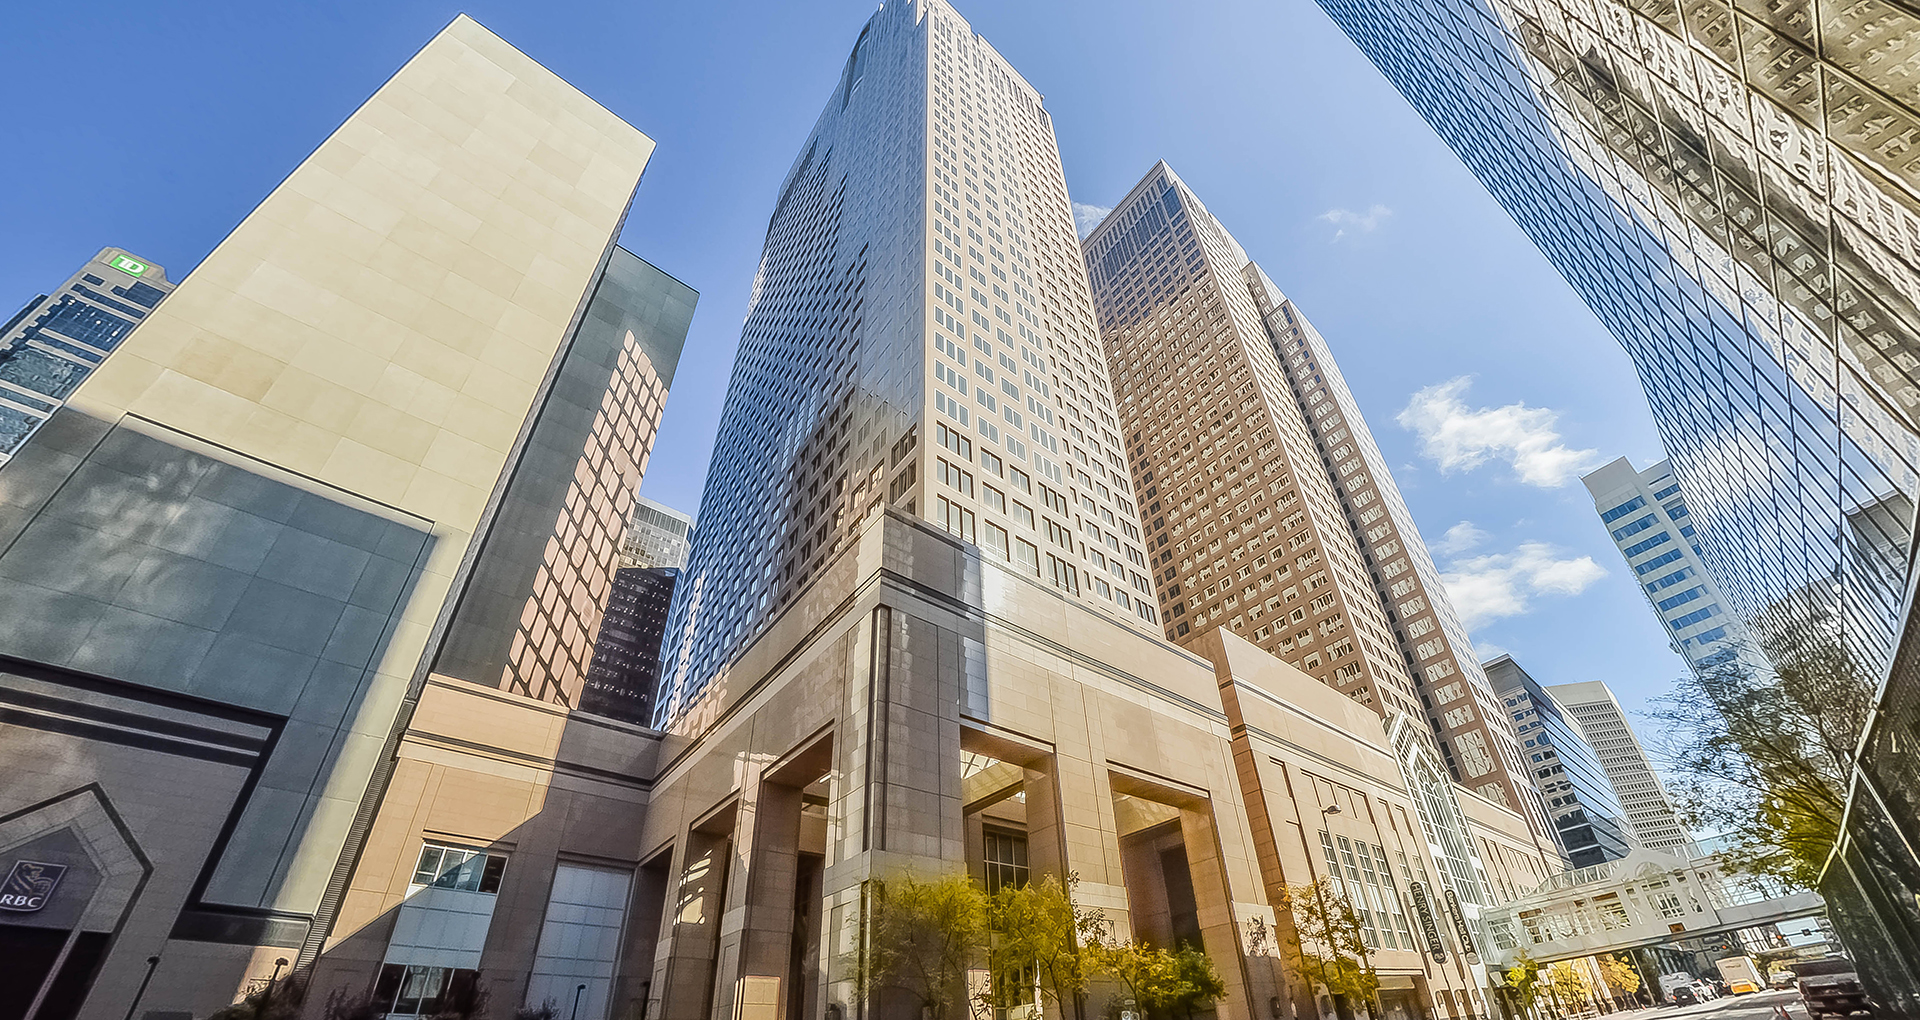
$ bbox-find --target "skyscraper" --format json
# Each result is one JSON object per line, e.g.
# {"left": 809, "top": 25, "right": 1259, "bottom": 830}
{"left": 623, "top": 494, "right": 694, "bottom": 569}
{"left": 1484, "top": 656, "right": 1635, "bottom": 867}
{"left": 1545, "top": 680, "right": 1697, "bottom": 855}
{"left": 0, "top": 247, "right": 173, "bottom": 465}
{"left": 1583, "top": 456, "right": 1773, "bottom": 676}
{"left": 1310, "top": 0, "right": 1919, "bottom": 687}
{"left": 657, "top": 0, "right": 1155, "bottom": 722}
{"left": 0, "top": 17, "right": 683, "bottom": 1014}
{"left": 1312, "top": 0, "right": 1920, "bottom": 991}
{"left": 1084, "top": 163, "right": 1559, "bottom": 856}
{"left": 580, "top": 566, "right": 678, "bottom": 725}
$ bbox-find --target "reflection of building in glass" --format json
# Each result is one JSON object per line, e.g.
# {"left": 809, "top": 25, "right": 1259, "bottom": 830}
{"left": 1484, "top": 657, "right": 1635, "bottom": 867}
{"left": 1545, "top": 680, "right": 1696, "bottom": 856}
{"left": 623, "top": 495, "right": 694, "bottom": 569}
{"left": 580, "top": 566, "right": 678, "bottom": 724}
{"left": 1583, "top": 457, "right": 1768, "bottom": 675}
{"left": 1084, "top": 163, "right": 1560, "bottom": 860}
{"left": 0, "top": 247, "right": 172, "bottom": 465}
{"left": 655, "top": 0, "right": 1157, "bottom": 723}
{"left": 1314, "top": 0, "right": 1920, "bottom": 685}
{"left": 432, "top": 249, "right": 694, "bottom": 713}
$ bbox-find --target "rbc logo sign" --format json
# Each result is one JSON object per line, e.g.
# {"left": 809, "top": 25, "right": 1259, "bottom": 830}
{"left": 0, "top": 860, "right": 67, "bottom": 912}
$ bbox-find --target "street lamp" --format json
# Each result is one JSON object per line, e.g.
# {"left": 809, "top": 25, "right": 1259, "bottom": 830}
{"left": 1319, "top": 805, "right": 1386, "bottom": 1020}
{"left": 121, "top": 957, "right": 161, "bottom": 1020}
{"left": 571, "top": 984, "right": 588, "bottom": 1020}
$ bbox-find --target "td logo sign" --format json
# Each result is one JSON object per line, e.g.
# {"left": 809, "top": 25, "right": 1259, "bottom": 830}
{"left": 108, "top": 254, "right": 148, "bottom": 277}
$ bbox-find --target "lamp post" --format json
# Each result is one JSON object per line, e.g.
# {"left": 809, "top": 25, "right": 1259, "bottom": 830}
{"left": 571, "top": 984, "right": 588, "bottom": 1020}
{"left": 1322, "top": 806, "right": 1386, "bottom": 1020}
{"left": 121, "top": 957, "right": 161, "bottom": 1020}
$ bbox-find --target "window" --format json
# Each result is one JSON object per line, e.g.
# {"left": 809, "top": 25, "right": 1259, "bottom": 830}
{"left": 1623, "top": 531, "right": 1671, "bottom": 557}
{"left": 1609, "top": 513, "right": 1658, "bottom": 541}
{"left": 937, "top": 497, "right": 976, "bottom": 542}
{"left": 411, "top": 843, "right": 506, "bottom": 893}
{"left": 937, "top": 458, "right": 974, "bottom": 497}
{"left": 981, "top": 449, "right": 1003, "bottom": 476}
{"left": 983, "top": 830, "right": 1030, "bottom": 892}
{"left": 1599, "top": 495, "right": 1645, "bottom": 523}
{"left": 984, "top": 522, "right": 1009, "bottom": 559}
{"left": 1012, "top": 501, "right": 1035, "bottom": 529}
{"left": 982, "top": 485, "right": 1006, "bottom": 512}
{"left": 936, "top": 422, "right": 972, "bottom": 460}
{"left": 1009, "top": 467, "right": 1032, "bottom": 492}
{"left": 372, "top": 965, "right": 480, "bottom": 1017}
{"left": 1046, "top": 554, "right": 1080, "bottom": 594}
{"left": 1015, "top": 539, "right": 1040, "bottom": 576}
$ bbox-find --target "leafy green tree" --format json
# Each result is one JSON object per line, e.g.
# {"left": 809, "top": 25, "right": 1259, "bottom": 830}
{"left": 1645, "top": 644, "right": 1920, "bottom": 1012}
{"left": 986, "top": 873, "right": 1107, "bottom": 1016}
{"left": 1162, "top": 947, "right": 1227, "bottom": 1020}
{"left": 1646, "top": 650, "right": 1869, "bottom": 887}
{"left": 1278, "top": 881, "right": 1377, "bottom": 1005}
{"left": 1541, "top": 961, "right": 1593, "bottom": 1016}
{"left": 1595, "top": 954, "right": 1639, "bottom": 1000}
{"left": 848, "top": 873, "right": 990, "bottom": 1020}
{"left": 1085, "top": 939, "right": 1164, "bottom": 1017}
{"left": 1501, "top": 955, "right": 1541, "bottom": 1019}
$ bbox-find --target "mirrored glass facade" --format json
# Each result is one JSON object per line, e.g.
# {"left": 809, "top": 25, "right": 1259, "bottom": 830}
{"left": 1485, "top": 656, "right": 1635, "bottom": 867}
{"left": 657, "top": 0, "right": 1153, "bottom": 724}
{"left": 1583, "top": 455, "right": 1772, "bottom": 674}
{"left": 1313, "top": 0, "right": 1920, "bottom": 676}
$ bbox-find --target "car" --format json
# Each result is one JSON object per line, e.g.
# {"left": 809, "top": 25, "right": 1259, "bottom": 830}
{"left": 1670, "top": 985, "right": 1703, "bottom": 1006}
{"left": 1791, "top": 957, "right": 1872, "bottom": 1018}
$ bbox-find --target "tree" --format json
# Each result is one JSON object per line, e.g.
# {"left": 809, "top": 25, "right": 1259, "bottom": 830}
{"left": 1278, "top": 881, "right": 1377, "bottom": 1005}
{"left": 1595, "top": 954, "right": 1639, "bottom": 1000}
{"left": 1162, "top": 947, "right": 1227, "bottom": 1020}
{"left": 1500, "top": 956, "right": 1541, "bottom": 1019}
{"left": 1541, "top": 962, "right": 1593, "bottom": 1015}
{"left": 848, "top": 874, "right": 990, "bottom": 1020}
{"left": 1086, "top": 939, "right": 1177, "bottom": 1018}
{"left": 1646, "top": 650, "right": 1870, "bottom": 888}
{"left": 986, "top": 873, "right": 1107, "bottom": 1017}
{"left": 1646, "top": 648, "right": 1920, "bottom": 1009}
{"left": 208, "top": 974, "right": 307, "bottom": 1020}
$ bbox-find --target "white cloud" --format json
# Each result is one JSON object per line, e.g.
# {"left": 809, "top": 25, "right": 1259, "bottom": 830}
{"left": 1434, "top": 521, "right": 1487, "bottom": 556}
{"left": 1073, "top": 202, "right": 1112, "bottom": 239}
{"left": 1319, "top": 204, "right": 1392, "bottom": 240}
{"left": 1441, "top": 541, "right": 1607, "bottom": 629}
{"left": 1474, "top": 641, "right": 1510, "bottom": 661}
{"left": 1396, "top": 376, "right": 1602, "bottom": 487}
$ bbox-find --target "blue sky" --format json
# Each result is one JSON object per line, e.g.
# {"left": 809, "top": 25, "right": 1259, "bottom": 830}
{"left": 0, "top": 1, "right": 1693, "bottom": 717}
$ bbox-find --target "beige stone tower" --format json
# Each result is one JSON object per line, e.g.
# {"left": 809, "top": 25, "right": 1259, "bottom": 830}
{"left": 0, "top": 16, "right": 690, "bottom": 1016}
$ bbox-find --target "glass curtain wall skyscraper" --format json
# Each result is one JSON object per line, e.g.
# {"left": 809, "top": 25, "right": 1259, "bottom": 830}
{"left": 0, "top": 247, "right": 173, "bottom": 465}
{"left": 1084, "top": 163, "right": 1560, "bottom": 859}
{"left": 1545, "top": 680, "right": 1697, "bottom": 854}
{"left": 658, "top": 0, "right": 1154, "bottom": 723}
{"left": 1310, "top": 0, "right": 1920, "bottom": 684}
{"left": 1484, "top": 656, "right": 1635, "bottom": 867}
{"left": 1583, "top": 456, "right": 1770, "bottom": 674}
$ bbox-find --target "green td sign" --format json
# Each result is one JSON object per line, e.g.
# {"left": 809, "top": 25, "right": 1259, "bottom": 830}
{"left": 108, "top": 254, "right": 148, "bottom": 277}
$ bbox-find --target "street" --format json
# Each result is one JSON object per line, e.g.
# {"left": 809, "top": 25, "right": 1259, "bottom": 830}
{"left": 1598, "top": 988, "right": 1814, "bottom": 1020}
